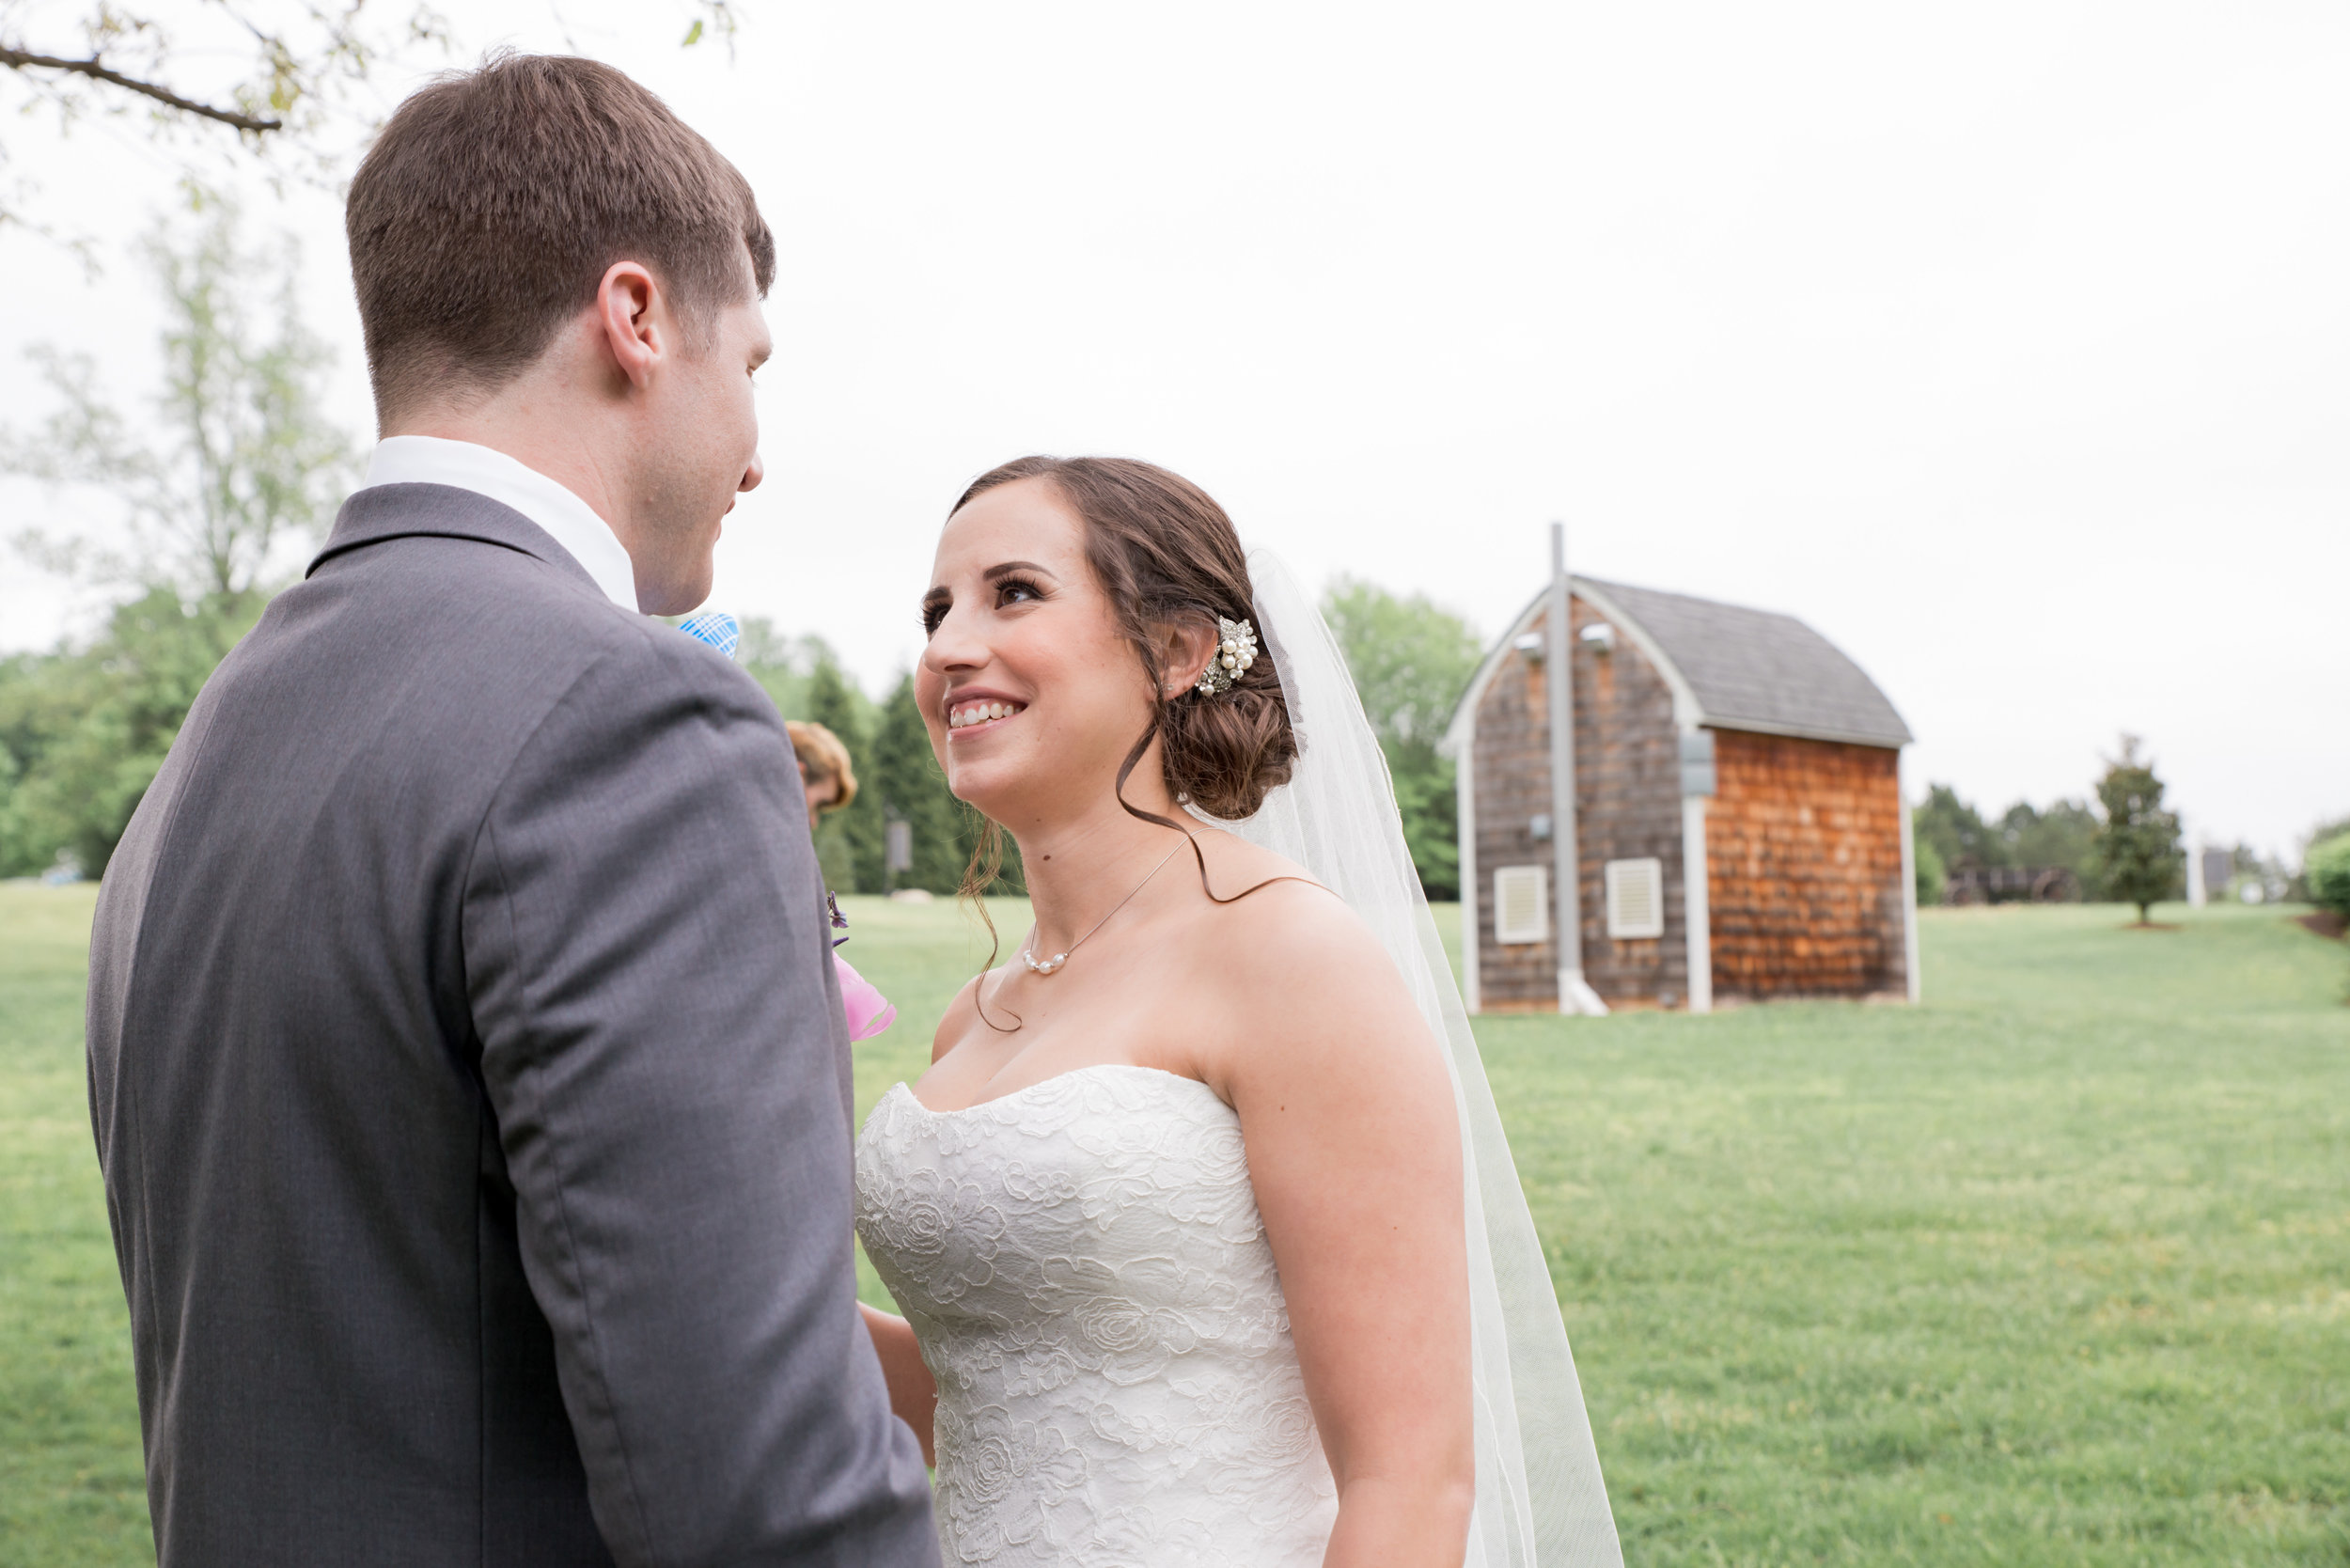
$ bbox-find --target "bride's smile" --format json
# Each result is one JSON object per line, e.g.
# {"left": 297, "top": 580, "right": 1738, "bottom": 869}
{"left": 943, "top": 692, "right": 1026, "bottom": 732}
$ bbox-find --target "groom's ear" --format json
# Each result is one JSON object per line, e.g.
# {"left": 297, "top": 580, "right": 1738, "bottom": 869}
{"left": 595, "top": 260, "right": 667, "bottom": 392}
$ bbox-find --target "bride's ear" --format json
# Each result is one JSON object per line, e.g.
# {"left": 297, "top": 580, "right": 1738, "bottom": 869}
{"left": 1149, "top": 618, "right": 1220, "bottom": 700}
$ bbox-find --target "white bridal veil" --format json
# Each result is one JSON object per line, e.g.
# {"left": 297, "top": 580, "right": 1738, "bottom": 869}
{"left": 1212, "top": 552, "right": 1622, "bottom": 1568}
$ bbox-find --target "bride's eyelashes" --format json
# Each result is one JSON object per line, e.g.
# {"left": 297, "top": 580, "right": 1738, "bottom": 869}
{"left": 918, "top": 574, "right": 1052, "bottom": 637}
{"left": 991, "top": 573, "right": 1047, "bottom": 611}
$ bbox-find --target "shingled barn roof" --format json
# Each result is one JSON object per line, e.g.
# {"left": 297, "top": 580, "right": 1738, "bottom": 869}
{"left": 1447, "top": 576, "right": 1913, "bottom": 751}
{"left": 1577, "top": 577, "right": 1912, "bottom": 747}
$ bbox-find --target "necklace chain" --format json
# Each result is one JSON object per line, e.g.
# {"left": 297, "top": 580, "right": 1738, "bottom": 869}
{"left": 1020, "top": 836, "right": 1190, "bottom": 977}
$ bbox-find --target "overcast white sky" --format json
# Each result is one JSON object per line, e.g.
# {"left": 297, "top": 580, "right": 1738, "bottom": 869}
{"left": 2, "top": 1, "right": 2343, "bottom": 856}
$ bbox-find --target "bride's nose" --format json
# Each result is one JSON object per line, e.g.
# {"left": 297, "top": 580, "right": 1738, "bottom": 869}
{"left": 920, "top": 604, "right": 987, "bottom": 677}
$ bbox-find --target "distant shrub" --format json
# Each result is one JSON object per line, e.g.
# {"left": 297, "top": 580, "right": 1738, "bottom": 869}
{"left": 2307, "top": 833, "right": 2350, "bottom": 920}
{"left": 2289, "top": 816, "right": 2350, "bottom": 904}
{"left": 1913, "top": 830, "right": 1947, "bottom": 906}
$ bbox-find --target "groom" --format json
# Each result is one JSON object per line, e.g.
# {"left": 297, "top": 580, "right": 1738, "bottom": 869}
{"left": 85, "top": 55, "right": 936, "bottom": 1566}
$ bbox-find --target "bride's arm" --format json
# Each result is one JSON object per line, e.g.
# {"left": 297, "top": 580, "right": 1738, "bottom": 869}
{"left": 1214, "top": 888, "right": 1477, "bottom": 1568}
{"left": 858, "top": 1302, "right": 937, "bottom": 1466}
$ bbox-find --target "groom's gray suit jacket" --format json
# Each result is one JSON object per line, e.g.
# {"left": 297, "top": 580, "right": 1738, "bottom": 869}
{"left": 86, "top": 484, "right": 938, "bottom": 1567}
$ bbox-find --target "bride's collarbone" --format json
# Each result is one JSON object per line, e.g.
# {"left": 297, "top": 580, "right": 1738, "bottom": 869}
{"left": 1004, "top": 917, "right": 1268, "bottom": 1026}
{"left": 925, "top": 964, "right": 1237, "bottom": 1111}
{"left": 919, "top": 858, "right": 1324, "bottom": 1108}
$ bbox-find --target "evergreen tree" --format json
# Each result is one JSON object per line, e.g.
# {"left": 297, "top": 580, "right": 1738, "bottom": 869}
{"left": 804, "top": 655, "right": 884, "bottom": 895}
{"left": 2090, "top": 735, "right": 2184, "bottom": 925}
{"left": 726, "top": 629, "right": 888, "bottom": 896}
{"left": 870, "top": 674, "right": 966, "bottom": 895}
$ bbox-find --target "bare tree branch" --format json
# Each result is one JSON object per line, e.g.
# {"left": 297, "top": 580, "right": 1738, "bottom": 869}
{"left": 0, "top": 43, "right": 283, "bottom": 132}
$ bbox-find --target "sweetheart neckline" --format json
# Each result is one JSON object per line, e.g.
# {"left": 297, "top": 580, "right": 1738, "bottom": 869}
{"left": 886, "top": 1062, "right": 1224, "bottom": 1120}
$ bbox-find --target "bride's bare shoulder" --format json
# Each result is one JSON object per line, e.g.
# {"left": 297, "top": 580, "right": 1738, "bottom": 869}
{"left": 1187, "top": 829, "right": 1398, "bottom": 988}
{"left": 1181, "top": 831, "right": 1434, "bottom": 1091}
{"left": 1189, "top": 826, "right": 1312, "bottom": 896}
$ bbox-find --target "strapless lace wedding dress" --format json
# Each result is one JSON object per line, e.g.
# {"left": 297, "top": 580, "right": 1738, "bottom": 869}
{"left": 854, "top": 1064, "right": 1339, "bottom": 1566}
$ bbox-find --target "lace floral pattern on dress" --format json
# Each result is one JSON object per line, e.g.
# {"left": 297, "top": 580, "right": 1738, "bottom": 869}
{"left": 855, "top": 1065, "right": 1338, "bottom": 1567}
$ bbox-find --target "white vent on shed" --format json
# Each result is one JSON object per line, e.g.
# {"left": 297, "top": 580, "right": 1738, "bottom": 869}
{"left": 1605, "top": 858, "right": 1665, "bottom": 939}
{"left": 1493, "top": 865, "right": 1548, "bottom": 945}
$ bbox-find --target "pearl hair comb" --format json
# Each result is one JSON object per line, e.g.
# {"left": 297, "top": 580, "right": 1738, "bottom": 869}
{"left": 1194, "top": 617, "right": 1259, "bottom": 697}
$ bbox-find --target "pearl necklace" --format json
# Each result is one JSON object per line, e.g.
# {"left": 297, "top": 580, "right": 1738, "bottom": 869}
{"left": 1019, "top": 837, "right": 1189, "bottom": 977}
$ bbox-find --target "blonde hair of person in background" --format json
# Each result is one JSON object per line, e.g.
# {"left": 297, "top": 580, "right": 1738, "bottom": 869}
{"left": 787, "top": 718, "right": 892, "bottom": 1042}
{"left": 787, "top": 720, "right": 857, "bottom": 818}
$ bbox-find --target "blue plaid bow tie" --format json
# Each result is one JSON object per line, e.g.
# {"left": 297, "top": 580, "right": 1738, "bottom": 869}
{"left": 677, "top": 610, "right": 741, "bottom": 659}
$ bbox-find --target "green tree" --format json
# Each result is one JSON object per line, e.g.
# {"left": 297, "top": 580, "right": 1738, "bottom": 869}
{"left": 1994, "top": 797, "right": 2102, "bottom": 899}
{"left": 1321, "top": 575, "right": 1481, "bottom": 900}
{"left": 0, "top": 586, "right": 265, "bottom": 875}
{"left": 2289, "top": 815, "right": 2350, "bottom": 905}
{"left": 870, "top": 674, "right": 966, "bottom": 896}
{"left": 1914, "top": 784, "right": 2007, "bottom": 872}
{"left": 1912, "top": 830, "right": 1947, "bottom": 906}
{"left": 2006, "top": 799, "right": 2100, "bottom": 881}
{"left": 0, "top": 200, "right": 351, "bottom": 875}
{"left": 2305, "top": 832, "right": 2350, "bottom": 920}
{"left": 2304, "top": 815, "right": 2350, "bottom": 855}
{"left": 719, "top": 620, "right": 884, "bottom": 893}
{"left": 6, "top": 198, "right": 354, "bottom": 596}
{"left": 735, "top": 616, "right": 814, "bottom": 719}
{"left": 2090, "top": 735, "right": 2184, "bottom": 925}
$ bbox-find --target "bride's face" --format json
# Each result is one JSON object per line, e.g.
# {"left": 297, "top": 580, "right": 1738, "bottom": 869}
{"left": 916, "top": 478, "right": 1160, "bottom": 823}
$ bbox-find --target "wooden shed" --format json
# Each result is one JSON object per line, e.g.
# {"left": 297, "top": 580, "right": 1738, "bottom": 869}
{"left": 1445, "top": 574, "right": 1917, "bottom": 1013}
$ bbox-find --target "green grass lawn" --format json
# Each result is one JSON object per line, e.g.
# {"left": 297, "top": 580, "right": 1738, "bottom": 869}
{"left": 4, "top": 886, "right": 2344, "bottom": 1564}
{"left": 1496, "top": 906, "right": 2349, "bottom": 1566}
{"left": 0, "top": 887, "right": 151, "bottom": 1565}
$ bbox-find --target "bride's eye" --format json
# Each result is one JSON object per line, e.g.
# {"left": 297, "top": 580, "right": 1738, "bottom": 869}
{"left": 920, "top": 594, "right": 950, "bottom": 635}
{"left": 995, "top": 575, "right": 1044, "bottom": 609}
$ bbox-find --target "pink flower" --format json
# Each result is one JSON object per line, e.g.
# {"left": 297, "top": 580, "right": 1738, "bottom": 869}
{"left": 834, "top": 953, "right": 897, "bottom": 1042}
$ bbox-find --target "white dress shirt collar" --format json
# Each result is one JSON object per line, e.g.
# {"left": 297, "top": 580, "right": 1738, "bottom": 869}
{"left": 358, "top": 435, "right": 639, "bottom": 611}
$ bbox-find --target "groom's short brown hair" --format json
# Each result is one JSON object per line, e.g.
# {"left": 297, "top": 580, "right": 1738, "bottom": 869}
{"left": 347, "top": 53, "right": 776, "bottom": 423}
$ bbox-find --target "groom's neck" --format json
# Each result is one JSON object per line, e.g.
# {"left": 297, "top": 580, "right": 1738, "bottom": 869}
{"left": 386, "top": 401, "right": 627, "bottom": 531}
{"left": 380, "top": 316, "right": 645, "bottom": 541}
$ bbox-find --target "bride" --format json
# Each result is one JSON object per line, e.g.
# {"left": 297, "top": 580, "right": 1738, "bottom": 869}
{"left": 853, "top": 456, "right": 1620, "bottom": 1568}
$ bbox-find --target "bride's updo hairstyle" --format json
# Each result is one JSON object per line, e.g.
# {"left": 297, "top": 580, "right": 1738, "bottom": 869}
{"left": 951, "top": 456, "right": 1298, "bottom": 821}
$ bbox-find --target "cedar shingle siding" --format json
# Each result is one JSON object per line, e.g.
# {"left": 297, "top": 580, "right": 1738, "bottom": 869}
{"left": 1467, "top": 614, "right": 1564, "bottom": 1009}
{"left": 1708, "top": 730, "right": 1907, "bottom": 1001}
{"left": 1453, "top": 578, "right": 1913, "bottom": 1012}
{"left": 1567, "top": 596, "right": 1692, "bottom": 1006}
